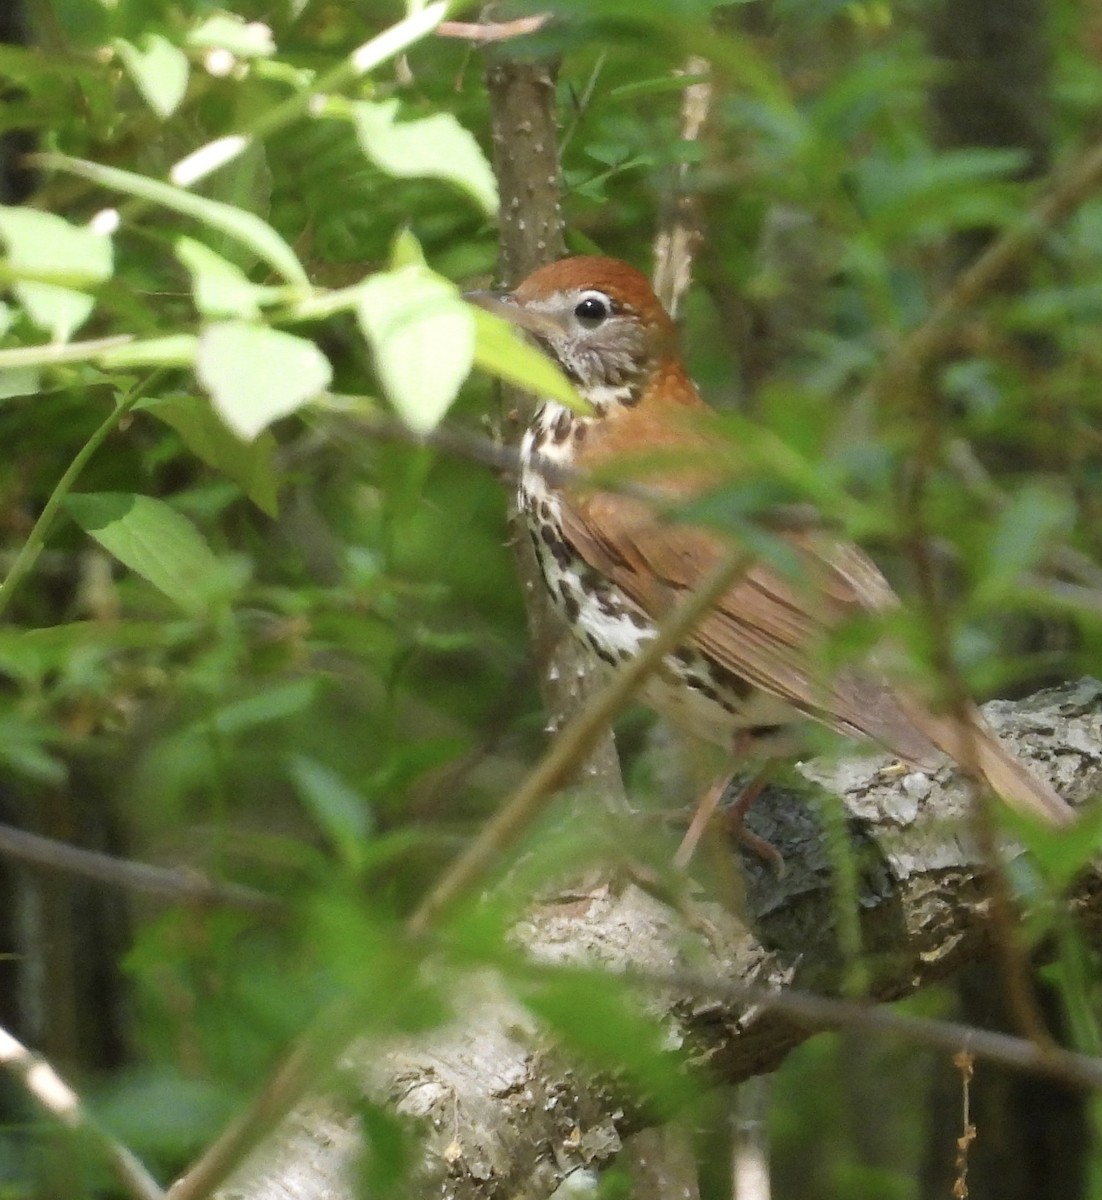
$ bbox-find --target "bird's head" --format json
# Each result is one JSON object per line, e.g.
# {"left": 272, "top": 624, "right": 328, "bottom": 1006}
{"left": 469, "top": 256, "right": 679, "bottom": 406}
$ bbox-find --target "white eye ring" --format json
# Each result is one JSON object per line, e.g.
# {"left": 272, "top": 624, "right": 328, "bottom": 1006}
{"left": 573, "top": 292, "right": 611, "bottom": 327}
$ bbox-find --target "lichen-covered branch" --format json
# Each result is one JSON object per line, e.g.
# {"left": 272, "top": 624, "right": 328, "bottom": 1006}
{"left": 218, "top": 679, "right": 1102, "bottom": 1200}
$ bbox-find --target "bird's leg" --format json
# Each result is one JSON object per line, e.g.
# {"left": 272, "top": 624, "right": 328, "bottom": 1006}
{"left": 673, "top": 730, "right": 784, "bottom": 874}
{"left": 723, "top": 770, "right": 785, "bottom": 876}
{"left": 673, "top": 769, "right": 734, "bottom": 869}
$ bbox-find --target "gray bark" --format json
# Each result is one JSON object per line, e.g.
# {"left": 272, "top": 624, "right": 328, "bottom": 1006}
{"left": 218, "top": 679, "right": 1102, "bottom": 1200}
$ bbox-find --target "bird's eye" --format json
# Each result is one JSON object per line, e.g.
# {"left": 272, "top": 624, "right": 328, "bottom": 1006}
{"left": 574, "top": 293, "right": 611, "bottom": 327}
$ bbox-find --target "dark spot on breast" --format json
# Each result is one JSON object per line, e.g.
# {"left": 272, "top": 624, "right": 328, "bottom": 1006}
{"left": 540, "top": 523, "right": 574, "bottom": 570}
{"left": 538, "top": 499, "right": 552, "bottom": 522}
{"left": 709, "top": 664, "right": 754, "bottom": 702}
{"left": 627, "top": 609, "right": 650, "bottom": 630}
{"left": 573, "top": 423, "right": 587, "bottom": 445}
{"left": 585, "top": 631, "right": 619, "bottom": 666}
{"left": 619, "top": 384, "right": 643, "bottom": 408}
{"left": 745, "top": 724, "right": 784, "bottom": 739}
{"left": 557, "top": 580, "right": 581, "bottom": 623}
{"left": 552, "top": 409, "right": 572, "bottom": 443}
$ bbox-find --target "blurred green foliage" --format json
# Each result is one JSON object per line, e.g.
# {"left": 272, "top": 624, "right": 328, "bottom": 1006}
{"left": 0, "top": 0, "right": 1100, "bottom": 1196}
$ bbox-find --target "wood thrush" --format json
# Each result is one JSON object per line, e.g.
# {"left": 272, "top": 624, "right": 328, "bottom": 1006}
{"left": 472, "top": 255, "right": 1074, "bottom": 849}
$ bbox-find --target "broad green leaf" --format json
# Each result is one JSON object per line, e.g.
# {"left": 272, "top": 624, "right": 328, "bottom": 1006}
{"left": 356, "top": 267, "right": 473, "bottom": 435}
{"left": 143, "top": 394, "right": 279, "bottom": 516}
{"left": 35, "top": 153, "right": 308, "bottom": 285}
{"left": 187, "top": 14, "right": 276, "bottom": 58}
{"left": 196, "top": 321, "right": 332, "bottom": 439}
{"left": 390, "top": 228, "right": 427, "bottom": 270}
{"left": 977, "top": 484, "right": 1075, "bottom": 604}
{"left": 470, "top": 307, "right": 587, "bottom": 413}
{"left": 176, "top": 237, "right": 265, "bottom": 319}
{"left": 0, "top": 367, "right": 40, "bottom": 400}
{"left": 63, "top": 492, "right": 223, "bottom": 615}
{"left": 114, "top": 35, "right": 189, "bottom": 119}
{"left": 0, "top": 206, "right": 112, "bottom": 341}
{"left": 208, "top": 679, "right": 317, "bottom": 735}
{"left": 290, "top": 756, "right": 374, "bottom": 866}
{"left": 352, "top": 100, "right": 498, "bottom": 216}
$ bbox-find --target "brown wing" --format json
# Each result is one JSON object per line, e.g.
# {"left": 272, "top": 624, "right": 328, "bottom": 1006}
{"left": 556, "top": 488, "right": 943, "bottom": 765}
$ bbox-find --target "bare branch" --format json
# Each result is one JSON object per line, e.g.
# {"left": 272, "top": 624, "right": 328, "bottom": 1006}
{"left": 0, "top": 1024, "right": 165, "bottom": 1200}
{"left": 0, "top": 822, "right": 285, "bottom": 917}
{"left": 437, "top": 14, "right": 551, "bottom": 43}
{"left": 216, "top": 680, "right": 1102, "bottom": 1200}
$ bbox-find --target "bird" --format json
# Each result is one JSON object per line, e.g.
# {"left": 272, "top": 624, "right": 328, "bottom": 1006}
{"left": 470, "top": 254, "right": 1075, "bottom": 860}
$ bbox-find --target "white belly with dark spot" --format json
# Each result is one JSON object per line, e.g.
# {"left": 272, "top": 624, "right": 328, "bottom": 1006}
{"left": 518, "top": 403, "right": 796, "bottom": 748}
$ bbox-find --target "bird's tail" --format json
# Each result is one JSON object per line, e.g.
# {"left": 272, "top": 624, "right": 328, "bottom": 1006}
{"left": 903, "top": 700, "right": 1075, "bottom": 828}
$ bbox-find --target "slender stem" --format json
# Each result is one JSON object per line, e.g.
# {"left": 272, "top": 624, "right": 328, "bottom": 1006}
{"left": 407, "top": 545, "right": 751, "bottom": 937}
{"left": 0, "top": 1024, "right": 165, "bottom": 1200}
{"left": 0, "top": 370, "right": 163, "bottom": 621}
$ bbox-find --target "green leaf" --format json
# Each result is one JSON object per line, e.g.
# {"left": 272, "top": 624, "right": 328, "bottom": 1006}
{"left": 63, "top": 492, "right": 223, "bottom": 615}
{"left": 34, "top": 153, "right": 308, "bottom": 285}
{"left": 0, "top": 206, "right": 113, "bottom": 341}
{"left": 187, "top": 14, "right": 276, "bottom": 58}
{"left": 196, "top": 321, "right": 332, "bottom": 440}
{"left": 977, "top": 484, "right": 1075, "bottom": 604}
{"left": 0, "top": 367, "right": 40, "bottom": 400}
{"left": 470, "top": 307, "right": 587, "bottom": 413}
{"left": 143, "top": 394, "right": 279, "bottom": 516}
{"left": 176, "top": 237, "right": 266, "bottom": 319}
{"left": 208, "top": 680, "right": 317, "bottom": 735}
{"left": 356, "top": 267, "right": 474, "bottom": 435}
{"left": 352, "top": 99, "right": 498, "bottom": 216}
{"left": 114, "top": 35, "right": 189, "bottom": 119}
{"left": 290, "top": 756, "right": 374, "bottom": 866}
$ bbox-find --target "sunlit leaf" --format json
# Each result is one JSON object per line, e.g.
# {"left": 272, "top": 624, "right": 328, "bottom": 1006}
{"left": 196, "top": 321, "right": 332, "bottom": 439}
{"left": 0, "top": 367, "right": 40, "bottom": 400}
{"left": 187, "top": 14, "right": 276, "bottom": 58}
{"left": 114, "top": 35, "right": 189, "bottom": 119}
{"left": 471, "top": 307, "right": 589, "bottom": 413}
{"left": 34, "top": 153, "right": 308, "bottom": 285}
{"left": 176, "top": 237, "right": 267, "bottom": 319}
{"left": 0, "top": 206, "right": 112, "bottom": 341}
{"left": 63, "top": 492, "right": 223, "bottom": 614}
{"left": 352, "top": 99, "right": 498, "bottom": 215}
{"left": 356, "top": 267, "right": 474, "bottom": 435}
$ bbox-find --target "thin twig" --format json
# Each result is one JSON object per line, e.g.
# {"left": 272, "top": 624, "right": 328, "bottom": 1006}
{"left": 0, "top": 1024, "right": 165, "bottom": 1200}
{"left": 0, "top": 822, "right": 284, "bottom": 917}
{"left": 0, "top": 370, "right": 163, "bottom": 620}
{"left": 634, "top": 969, "right": 1102, "bottom": 1092}
{"left": 437, "top": 14, "right": 550, "bottom": 43}
{"left": 407, "top": 545, "right": 751, "bottom": 936}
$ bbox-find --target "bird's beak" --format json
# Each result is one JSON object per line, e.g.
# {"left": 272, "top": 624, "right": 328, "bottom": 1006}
{"left": 463, "top": 289, "right": 563, "bottom": 339}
